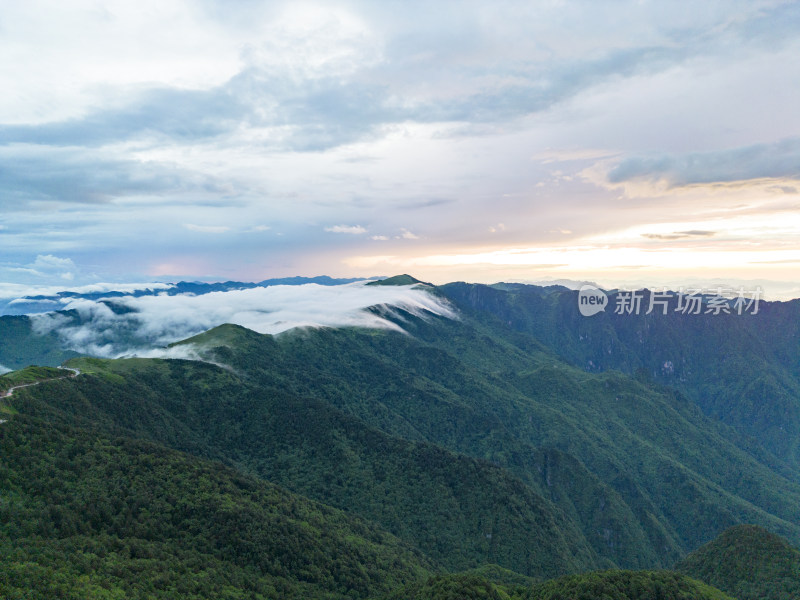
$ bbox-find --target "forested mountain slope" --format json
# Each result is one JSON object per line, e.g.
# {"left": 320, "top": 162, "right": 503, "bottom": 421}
{"left": 175, "top": 312, "right": 800, "bottom": 563}
{"left": 10, "top": 357, "right": 598, "bottom": 578}
{"left": 441, "top": 282, "right": 800, "bottom": 468}
{"left": 0, "top": 413, "right": 432, "bottom": 599}
{"left": 676, "top": 524, "right": 800, "bottom": 600}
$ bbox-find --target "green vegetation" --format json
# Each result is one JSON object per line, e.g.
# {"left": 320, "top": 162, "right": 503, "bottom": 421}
{"left": 366, "top": 274, "right": 426, "bottom": 286}
{"left": 380, "top": 573, "right": 522, "bottom": 600}
{"left": 441, "top": 282, "right": 800, "bottom": 469}
{"left": 0, "top": 314, "right": 80, "bottom": 370}
{"left": 0, "top": 414, "right": 432, "bottom": 599}
{"left": 379, "top": 570, "right": 733, "bottom": 600}
{"left": 676, "top": 524, "right": 800, "bottom": 600}
{"left": 0, "top": 365, "right": 71, "bottom": 394}
{"left": 4, "top": 279, "right": 800, "bottom": 597}
{"left": 13, "top": 356, "right": 597, "bottom": 578}
{"left": 463, "top": 564, "right": 538, "bottom": 587}
{"left": 181, "top": 315, "right": 800, "bottom": 567}
{"left": 522, "top": 570, "right": 733, "bottom": 600}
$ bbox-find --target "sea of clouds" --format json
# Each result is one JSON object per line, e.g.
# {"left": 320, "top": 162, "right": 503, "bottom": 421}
{"left": 28, "top": 282, "right": 456, "bottom": 359}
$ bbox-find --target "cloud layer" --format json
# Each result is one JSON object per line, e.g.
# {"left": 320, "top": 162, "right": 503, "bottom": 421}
{"left": 606, "top": 138, "right": 800, "bottom": 189}
{"left": 0, "top": 1, "right": 798, "bottom": 292}
{"left": 30, "top": 282, "right": 456, "bottom": 358}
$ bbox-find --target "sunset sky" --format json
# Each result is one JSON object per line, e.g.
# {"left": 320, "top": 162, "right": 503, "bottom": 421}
{"left": 1, "top": 1, "right": 799, "bottom": 298}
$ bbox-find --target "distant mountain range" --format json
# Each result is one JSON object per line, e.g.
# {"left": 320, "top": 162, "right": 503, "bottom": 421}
{"left": 2, "top": 274, "right": 800, "bottom": 598}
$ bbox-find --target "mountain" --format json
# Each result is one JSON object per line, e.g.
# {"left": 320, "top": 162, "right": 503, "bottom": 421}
{"left": 11, "top": 355, "right": 598, "bottom": 578}
{"left": 366, "top": 274, "right": 427, "bottom": 286}
{"left": 380, "top": 573, "right": 521, "bottom": 600}
{"left": 179, "top": 311, "right": 800, "bottom": 561}
{"left": 381, "top": 570, "right": 733, "bottom": 600}
{"left": 0, "top": 413, "right": 432, "bottom": 599}
{"left": 0, "top": 314, "right": 80, "bottom": 369}
{"left": 4, "top": 275, "right": 800, "bottom": 595}
{"left": 440, "top": 282, "right": 800, "bottom": 469}
{"left": 521, "top": 570, "right": 733, "bottom": 600}
{"left": 676, "top": 524, "right": 800, "bottom": 600}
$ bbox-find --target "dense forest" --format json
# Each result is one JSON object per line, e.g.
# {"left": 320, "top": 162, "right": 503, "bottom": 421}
{"left": 3, "top": 277, "right": 800, "bottom": 597}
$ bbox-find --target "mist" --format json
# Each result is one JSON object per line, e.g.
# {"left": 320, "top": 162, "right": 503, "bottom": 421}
{"left": 29, "top": 282, "right": 456, "bottom": 358}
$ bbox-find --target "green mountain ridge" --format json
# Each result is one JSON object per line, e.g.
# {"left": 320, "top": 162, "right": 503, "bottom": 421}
{"left": 380, "top": 570, "right": 734, "bottom": 600}
{"left": 0, "top": 414, "right": 432, "bottom": 599}
{"left": 366, "top": 274, "right": 428, "bottom": 287}
{"left": 676, "top": 524, "right": 800, "bottom": 600}
{"left": 183, "top": 311, "right": 800, "bottom": 559}
{"left": 10, "top": 356, "right": 598, "bottom": 578}
{"left": 440, "top": 282, "right": 800, "bottom": 469}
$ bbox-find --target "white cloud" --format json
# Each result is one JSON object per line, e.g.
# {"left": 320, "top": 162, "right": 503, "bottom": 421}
{"left": 32, "top": 254, "right": 75, "bottom": 270}
{"left": 184, "top": 224, "right": 231, "bottom": 233}
{"left": 325, "top": 225, "right": 367, "bottom": 234}
{"left": 0, "top": 281, "right": 174, "bottom": 301}
{"left": 7, "top": 254, "right": 80, "bottom": 282}
{"left": 398, "top": 229, "right": 419, "bottom": 240}
{"left": 371, "top": 235, "right": 389, "bottom": 240}
{"left": 30, "top": 282, "right": 456, "bottom": 358}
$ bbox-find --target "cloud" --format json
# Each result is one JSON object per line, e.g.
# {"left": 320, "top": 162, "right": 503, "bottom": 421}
{"left": 325, "top": 224, "right": 367, "bottom": 234}
{"left": 1, "top": 1, "right": 798, "bottom": 290}
{"left": 0, "top": 86, "right": 245, "bottom": 147}
{"left": 0, "top": 147, "right": 232, "bottom": 208}
{"left": 0, "top": 281, "right": 174, "bottom": 301}
{"left": 8, "top": 254, "right": 79, "bottom": 281}
{"left": 0, "top": 363, "right": 11, "bottom": 375}
{"left": 185, "top": 224, "right": 232, "bottom": 233}
{"left": 32, "top": 254, "right": 76, "bottom": 271}
{"left": 642, "top": 230, "right": 717, "bottom": 240}
{"left": 605, "top": 138, "right": 800, "bottom": 189}
{"left": 2, "top": 2, "right": 769, "bottom": 156}
{"left": 29, "top": 282, "right": 456, "bottom": 358}
{"left": 371, "top": 235, "right": 389, "bottom": 241}
{"left": 398, "top": 229, "right": 419, "bottom": 240}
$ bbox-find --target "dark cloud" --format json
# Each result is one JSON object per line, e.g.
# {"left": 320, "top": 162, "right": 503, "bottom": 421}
{"left": 398, "top": 198, "right": 455, "bottom": 210}
{"left": 0, "top": 43, "right": 692, "bottom": 154}
{"left": 608, "top": 138, "right": 800, "bottom": 187}
{"left": 0, "top": 87, "right": 246, "bottom": 147}
{"left": 0, "top": 151, "right": 237, "bottom": 207}
{"left": 3, "top": 0, "right": 791, "bottom": 157}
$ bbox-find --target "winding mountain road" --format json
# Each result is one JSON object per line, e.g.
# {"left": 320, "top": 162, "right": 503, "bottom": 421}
{"left": 0, "top": 366, "right": 81, "bottom": 424}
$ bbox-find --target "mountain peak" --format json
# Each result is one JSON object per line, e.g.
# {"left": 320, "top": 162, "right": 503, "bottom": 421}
{"left": 366, "top": 274, "right": 427, "bottom": 286}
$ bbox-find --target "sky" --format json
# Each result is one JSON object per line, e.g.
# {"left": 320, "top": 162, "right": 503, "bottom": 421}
{"left": 1, "top": 0, "right": 799, "bottom": 298}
